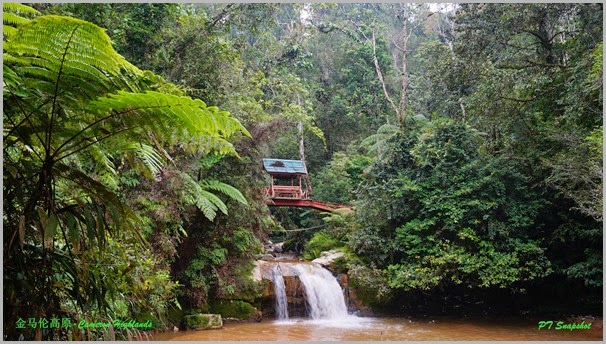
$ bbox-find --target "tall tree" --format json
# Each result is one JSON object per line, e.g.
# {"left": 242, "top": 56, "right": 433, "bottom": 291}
{"left": 453, "top": 3, "right": 602, "bottom": 287}
{"left": 3, "top": 8, "right": 248, "bottom": 339}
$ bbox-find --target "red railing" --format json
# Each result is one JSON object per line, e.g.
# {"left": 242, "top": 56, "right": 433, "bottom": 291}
{"left": 265, "top": 198, "right": 352, "bottom": 212}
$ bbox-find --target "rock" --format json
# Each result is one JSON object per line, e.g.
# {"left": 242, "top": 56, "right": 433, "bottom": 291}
{"left": 252, "top": 261, "right": 262, "bottom": 282}
{"left": 183, "top": 314, "right": 223, "bottom": 330}
{"left": 274, "top": 251, "right": 297, "bottom": 261}
{"left": 312, "top": 250, "right": 345, "bottom": 268}
{"left": 340, "top": 274, "right": 374, "bottom": 316}
{"left": 273, "top": 242, "right": 284, "bottom": 253}
{"left": 222, "top": 317, "right": 242, "bottom": 324}
{"left": 252, "top": 261, "right": 310, "bottom": 318}
{"left": 254, "top": 253, "right": 275, "bottom": 261}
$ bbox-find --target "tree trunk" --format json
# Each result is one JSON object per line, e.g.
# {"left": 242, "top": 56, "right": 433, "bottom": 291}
{"left": 296, "top": 95, "right": 312, "bottom": 196}
{"left": 398, "top": 23, "right": 409, "bottom": 126}
{"left": 371, "top": 29, "right": 400, "bottom": 123}
{"left": 298, "top": 120, "right": 305, "bottom": 165}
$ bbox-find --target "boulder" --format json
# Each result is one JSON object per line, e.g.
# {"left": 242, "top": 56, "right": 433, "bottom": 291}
{"left": 252, "top": 260, "right": 309, "bottom": 318}
{"left": 258, "top": 253, "right": 275, "bottom": 261}
{"left": 312, "top": 249, "right": 345, "bottom": 268}
{"left": 274, "top": 251, "right": 297, "bottom": 261}
{"left": 183, "top": 314, "right": 223, "bottom": 330}
{"left": 273, "top": 242, "right": 284, "bottom": 253}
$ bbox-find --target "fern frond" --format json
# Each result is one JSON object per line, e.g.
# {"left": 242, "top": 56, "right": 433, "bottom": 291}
{"left": 200, "top": 190, "right": 229, "bottom": 215}
{"left": 87, "top": 90, "right": 250, "bottom": 150}
{"left": 125, "top": 142, "right": 164, "bottom": 177}
{"left": 5, "top": 15, "right": 144, "bottom": 103}
{"left": 3, "top": 64, "right": 21, "bottom": 95}
{"left": 361, "top": 123, "right": 398, "bottom": 154}
{"left": 3, "top": 3, "right": 41, "bottom": 17}
{"left": 3, "top": 12, "right": 30, "bottom": 27}
{"left": 191, "top": 136, "right": 239, "bottom": 157}
{"left": 88, "top": 144, "right": 118, "bottom": 189}
{"left": 377, "top": 123, "right": 399, "bottom": 134}
{"left": 176, "top": 172, "right": 248, "bottom": 221}
{"left": 198, "top": 154, "right": 224, "bottom": 169}
{"left": 178, "top": 172, "right": 218, "bottom": 221}
{"left": 3, "top": 3, "right": 39, "bottom": 40}
{"left": 3, "top": 25, "right": 17, "bottom": 39}
{"left": 201, "top": 180, "right": 248, "bottom": 206}
{"left": 190, "top": 190, "right": 218, "bottom": 221}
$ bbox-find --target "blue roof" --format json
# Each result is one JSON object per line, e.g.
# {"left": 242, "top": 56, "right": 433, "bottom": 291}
{"left": 263, "top": 158, "right": 308, "bottom": 175}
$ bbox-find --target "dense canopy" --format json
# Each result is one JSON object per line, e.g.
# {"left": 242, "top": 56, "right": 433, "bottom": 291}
{"left": 3, "top": 3, "right": 602, "bottom": 340}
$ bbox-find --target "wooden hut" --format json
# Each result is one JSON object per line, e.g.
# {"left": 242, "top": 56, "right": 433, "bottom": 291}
{"left": 262, "top": 158, "right": 309, "bottom": 200}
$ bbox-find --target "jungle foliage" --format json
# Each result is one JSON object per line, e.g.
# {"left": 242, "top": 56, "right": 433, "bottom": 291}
{"left": 3, "top": 3, "right": 602, "bottom": 340}
{"left": 3, "top": 4, "right": 249, "bottom": 340}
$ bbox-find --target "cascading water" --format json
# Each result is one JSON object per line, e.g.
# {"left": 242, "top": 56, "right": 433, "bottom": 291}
{"left": 265, "top": 261, "right": 373, "bottom": 329}
{"left": 272, "top": 265, "right": 289, "bottom": 320}
{"left": 293, "top": 263, "right": 349, "bottom": 320}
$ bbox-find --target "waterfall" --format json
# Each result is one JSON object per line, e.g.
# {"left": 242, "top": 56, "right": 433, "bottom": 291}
{"left": 263, "top": 260, "right": 367, "bottom": 328}
{"left": 293, "top": 263, "right": 349, "bottom": 320}
{"left": 272, "top": 264, "right": 289, "bottom": 320}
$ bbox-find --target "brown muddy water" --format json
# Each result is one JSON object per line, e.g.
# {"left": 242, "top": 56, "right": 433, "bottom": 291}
{"left": 152, "top": 316, "right": 602, "bottom": 341}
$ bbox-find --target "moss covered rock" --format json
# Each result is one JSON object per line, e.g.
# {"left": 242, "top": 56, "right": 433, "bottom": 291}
{"left": 183, "top": 313, "right": 223, "bottom": 330}
{"left": 210, "top": 300, "right": 262, "bottom": 321}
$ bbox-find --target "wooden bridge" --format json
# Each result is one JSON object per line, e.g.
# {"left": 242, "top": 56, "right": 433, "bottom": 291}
{"left": 262, "top": 158, "right": 352, "bottom": 212}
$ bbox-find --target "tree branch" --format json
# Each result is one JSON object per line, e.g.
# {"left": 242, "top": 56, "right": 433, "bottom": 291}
{"left": 498, "top": 82, "right": 564, "bottom": 103}
{"left": 371, "top": 29, "right": 400, "bottom": 119}
{"left": 207, "top": 3, "right": 235, "bottom": 30}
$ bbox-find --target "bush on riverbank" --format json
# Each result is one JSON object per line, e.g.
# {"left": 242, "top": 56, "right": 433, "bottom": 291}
{"left": 209, "top": 300, "right": 262, "bottom": 321}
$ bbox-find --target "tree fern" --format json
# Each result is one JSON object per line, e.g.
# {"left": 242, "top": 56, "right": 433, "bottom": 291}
{"left": 4, "top": 14, "right": 250, "bottom": 181}
{"left": 361, "top": 123, "right": 399, "bottom": 156}
{"left": 3, "top": 12, "right": 249, "bottom": 334}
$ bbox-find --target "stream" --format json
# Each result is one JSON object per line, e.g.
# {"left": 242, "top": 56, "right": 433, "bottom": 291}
{"left": 152, "top": 316, "right": 602, "bottom": 341}
{"left": 154, "top": 260, "right": 601, "bottom": 341}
